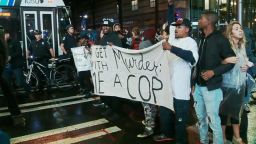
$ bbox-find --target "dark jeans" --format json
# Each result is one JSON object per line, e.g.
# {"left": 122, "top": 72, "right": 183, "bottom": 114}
{"left": 0, "top": 75, "right": 21, "bottom": 116}
{"left": 78, "top": 71, "right": 93, "bottom": 92}
{"left": 240, "top": 109, "right": 248, "bottom": 143}
{"left": 2, "top": 64, "right": 31, "bottom": 93}
{"left": 159, "top": 106, "right": 175, "bottom": 137}
{"left": 172, "top": 98, "right": 190, "bottom": 144}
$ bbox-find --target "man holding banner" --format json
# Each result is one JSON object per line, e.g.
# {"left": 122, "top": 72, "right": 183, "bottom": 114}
{"left": 162, "top": 18, "right": 199, "bottom": 143}
{"left": 94, "top": 18, "right": 123, "bottom": 119}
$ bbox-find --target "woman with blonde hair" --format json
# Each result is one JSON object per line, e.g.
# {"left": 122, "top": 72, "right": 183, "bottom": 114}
{"left": 220, "top": 21, "right": 252, "bottom": 144}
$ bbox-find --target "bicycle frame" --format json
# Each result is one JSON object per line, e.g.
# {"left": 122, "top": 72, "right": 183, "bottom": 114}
{"left": 26, "top": 60, "right": 52, "bottom": 83}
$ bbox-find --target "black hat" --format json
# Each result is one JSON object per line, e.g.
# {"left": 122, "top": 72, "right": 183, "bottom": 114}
{"left": 171, "top": 18, "right": 192, "bottom": 29}
{"left": 102, "top": 18, "right": 114, "bottom": 27}
{"left": 33, "top": 30, "right": 42, "bottom": 35}
{"left": 66, "top": 24, "right": 74, "bottom": 30}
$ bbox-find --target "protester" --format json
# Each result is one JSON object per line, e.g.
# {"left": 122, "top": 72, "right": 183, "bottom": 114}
{"left": 193, "top": 11, "right": 235, "bottom": 144}
{"left": 137, "top": 28, "right": 158, "bottom": 138}
{"left": 95, "top": 18, "right": 122, "bottom": 120}
{"left": 2, "top": 30, "right": 32, "bottom": 97}
{"left": 220, "top": 21, "right": 251, "bottom": 144}
{"left": 0, "top": 29, "right": 25, "bottom": 127}
{"left": 77, "top": 32, "right": 94, "bottom": 96}
{"left": 113, "top": 23, "right": 129, "bottom": 48}
{"left": 97, "top": 18, "right": 122, "bottom": 47}
{"left": 130, "top": 26, "right": 141, "bottom": 50}
{"left": 162, "top": 18, "right": 199, "bottom": 144}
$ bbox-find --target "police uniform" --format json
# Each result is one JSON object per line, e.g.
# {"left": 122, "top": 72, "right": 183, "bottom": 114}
{"left": 61, "top": 33, "right": 77, "bottom": 56}
{"left": 28, "top": 39, "right": 51, "bottom": 66}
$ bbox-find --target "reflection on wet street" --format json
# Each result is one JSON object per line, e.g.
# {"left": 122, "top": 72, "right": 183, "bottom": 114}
{"left": 0, "top": 87, "right": 256, "bottom": 144}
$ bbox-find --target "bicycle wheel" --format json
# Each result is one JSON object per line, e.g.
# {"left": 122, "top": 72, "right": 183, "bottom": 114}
{"left": 23, "top": 71, "right": 39, "bottom": 91}
{"left": 53, "top": 64, "right": 77, "bottom": 90}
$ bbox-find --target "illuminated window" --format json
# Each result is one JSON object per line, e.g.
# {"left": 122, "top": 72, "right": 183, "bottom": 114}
{"left": 132, "top": 0, "right": 138, "bottom": 11}
{"left": 150, "top": 0, "right": 155, "bottom": 7}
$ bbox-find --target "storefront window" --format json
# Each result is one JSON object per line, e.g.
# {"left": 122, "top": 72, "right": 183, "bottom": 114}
{"left": 132, "top": 0, "right": 138, "bottom": 11}
{"left": 0, "top": 7, "right": 21, "bottom": 40}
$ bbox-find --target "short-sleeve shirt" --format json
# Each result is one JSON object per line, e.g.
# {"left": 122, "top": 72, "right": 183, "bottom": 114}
{"left": 61, "top": 34, "right": 77, "bottom": 52}
{"left": 28, "top": 39, "right": 51, "bottom": 59}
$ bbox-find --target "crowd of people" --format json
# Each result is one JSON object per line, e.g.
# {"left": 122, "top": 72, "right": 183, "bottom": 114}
{"left": 1, "top": 0, "right": 256, "bottom": 144}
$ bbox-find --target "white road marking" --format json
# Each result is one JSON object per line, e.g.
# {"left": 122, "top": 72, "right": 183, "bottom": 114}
{"left": 0, "top": 97, "right": 98, "bottom": 117}
{"left": 48, "top": 126, "right": 122, "bottom": 144}
{"left": 10, "top": 118, "right": 110, "bottom": 144}
{"left": 0, "top": 95, "right": 87, "bottom": 111}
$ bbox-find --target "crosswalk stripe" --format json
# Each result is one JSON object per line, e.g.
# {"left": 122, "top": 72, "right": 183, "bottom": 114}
{"left": 10, "top": 118, "right": 110, "bottom": 144}
{"left": 0, "top": 97, "right": 97, "bottom": 117}
{"left": 48, "top": 126, "right": 122, "bottom": 144}
{"left": 0, "top": 95, "right": 88, "bottom": 111}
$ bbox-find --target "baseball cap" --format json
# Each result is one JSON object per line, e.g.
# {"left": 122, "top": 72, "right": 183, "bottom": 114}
{"left": 102, "top": 18, "right": 114, "bottom": 27}
{"left": 33, "top": 30, "right": 42, "bottom": 35}
{"left": 171, "top": 18, "right": 192, "bottom": 30}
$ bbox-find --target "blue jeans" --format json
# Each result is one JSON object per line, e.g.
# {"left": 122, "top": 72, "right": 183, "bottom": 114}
{"left": 193, "top": 84, "right": 223, "bottom": 144}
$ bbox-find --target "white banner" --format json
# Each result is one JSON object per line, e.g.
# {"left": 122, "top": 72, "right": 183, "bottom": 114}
{"left": 91, "top": 42, "right": 173, "bottom": 110}
{"left": 71, "top": 46, "right": 91, "bottom": 72}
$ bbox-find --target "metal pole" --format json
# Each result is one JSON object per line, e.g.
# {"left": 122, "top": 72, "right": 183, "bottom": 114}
{"left": 238, "top": 0, "right": 243, "bottom": 24}
{"left": 117, "top": 0, "right": 123, "bottom": 28}
{"left": 155, "top": 0, "right": 159, "bottom": 30}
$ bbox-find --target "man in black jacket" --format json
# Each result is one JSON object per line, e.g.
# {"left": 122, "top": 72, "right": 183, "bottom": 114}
{"left": 94, "top": 18, "right": 122, "bottom": 120}
{"left": 2, "top": 30, "right": 32, "bottom": 96}
{"left": 193, "top": 11, "right": 235, "bottom": 144}
{"left": 0, "top": 30, "right": 25, "bottom": 126}
{"left": 96, "top": 18, "right": 122, "bottom": 47}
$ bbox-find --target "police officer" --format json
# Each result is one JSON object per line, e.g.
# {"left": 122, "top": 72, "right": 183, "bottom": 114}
{"left": 27, "top": 30, "right": 54, "bottom": 63}
{"left": 27, "top": 30, "right": 55, "bottom": 91}
{"left": 60, "top": 25, "right": 77, "bottom": 57}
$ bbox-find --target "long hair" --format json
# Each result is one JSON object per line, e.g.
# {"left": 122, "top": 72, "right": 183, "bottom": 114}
{"left": 225, "top": 21, "right": 246, "bottom": 52}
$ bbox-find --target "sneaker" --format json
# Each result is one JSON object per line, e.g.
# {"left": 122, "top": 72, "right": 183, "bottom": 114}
{"left": 153, "top": 133, "right": 174, "bottom": 142}
{"left": 137, "top": 127, "right": 153, "bottom": 138}
{"left": 92, "top": 101, "right": 105, "bottom": 107}
{"left": 141, "top": 120, "right": 145, "bottom": 126}
{"left": 232, "top": 136, "right": 244, "bottom": 144}
{"left": 243, "top": 104, "right": 250, "bottom": 113}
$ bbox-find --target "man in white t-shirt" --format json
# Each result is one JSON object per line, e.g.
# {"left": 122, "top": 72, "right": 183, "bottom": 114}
{"left": 162, "top": 18, "right": 199, "bottom": 144}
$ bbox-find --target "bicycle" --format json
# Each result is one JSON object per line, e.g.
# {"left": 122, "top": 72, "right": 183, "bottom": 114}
{"left": 23, "top": 56, "right": 78, "bottom": 91}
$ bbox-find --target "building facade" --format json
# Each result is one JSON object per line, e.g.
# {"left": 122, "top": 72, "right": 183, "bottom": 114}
{"left": 66, "top": 0, "right": 256, "bottom": 33}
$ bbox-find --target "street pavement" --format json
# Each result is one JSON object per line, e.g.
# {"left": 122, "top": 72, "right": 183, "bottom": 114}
{"left": 0, "top": 87, "right": 255, "bottom": 144}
